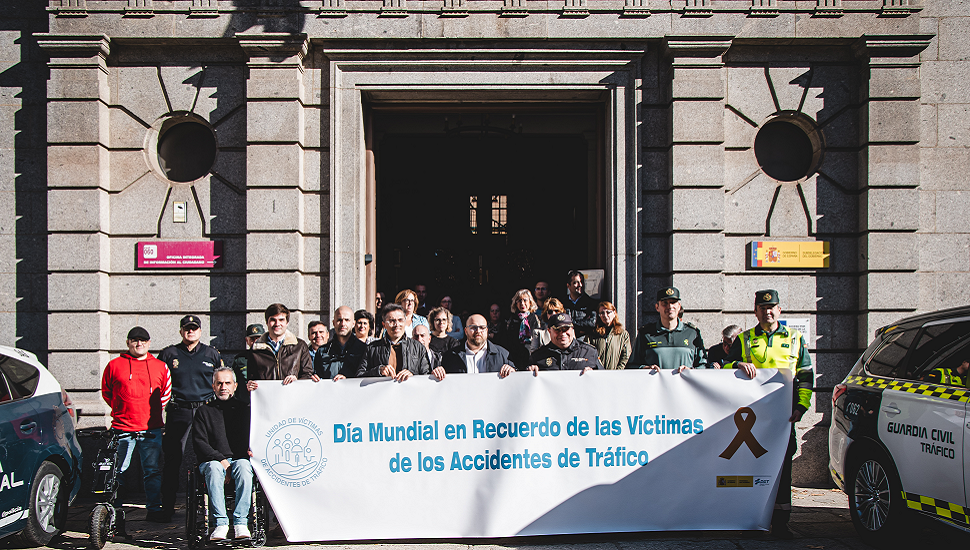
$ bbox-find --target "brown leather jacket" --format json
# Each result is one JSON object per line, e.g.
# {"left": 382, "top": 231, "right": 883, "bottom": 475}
{"left": 244, "top": 331, "right": 314, "bottom": 381}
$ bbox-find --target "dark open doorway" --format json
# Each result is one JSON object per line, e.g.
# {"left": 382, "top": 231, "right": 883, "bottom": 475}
{"left": 373, "top": 110, "right": 600, "bottom": 318}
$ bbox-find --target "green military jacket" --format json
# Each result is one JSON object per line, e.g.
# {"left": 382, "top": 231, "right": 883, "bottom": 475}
{"left": 628, "top": 320, "right": 707, "bottom": 370}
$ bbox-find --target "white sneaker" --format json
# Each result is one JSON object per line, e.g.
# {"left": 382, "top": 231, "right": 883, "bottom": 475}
{"left": 210, "top": 525, "right": 229, "bottom": 541}
{"left": 234, "top": 525, "right": 252, "bottom": 540}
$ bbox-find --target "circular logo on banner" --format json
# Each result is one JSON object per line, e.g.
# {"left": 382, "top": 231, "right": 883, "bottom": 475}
{"left": 263, "top": 420, "right": 327, "bottom": 485}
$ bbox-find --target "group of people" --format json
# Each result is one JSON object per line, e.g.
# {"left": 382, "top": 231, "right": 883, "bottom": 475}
{"left": 99, "top": 268, "right": 814, "bottom": 540}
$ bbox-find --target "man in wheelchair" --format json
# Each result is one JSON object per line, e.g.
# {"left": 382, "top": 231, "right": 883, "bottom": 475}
{"left": 192, "top": 366, "right": 252, "bottom": 541}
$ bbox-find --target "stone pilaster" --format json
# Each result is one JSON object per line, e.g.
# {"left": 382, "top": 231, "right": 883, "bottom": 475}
{"left": 664, "top": 37, "right": 731, "bottom": 339}
{"left": 37, "top": 35, "right": 112, "bottom": 392}
{"left": 854, "top": 35, "right": 931, "bottom": 340}
{"left": 239, "top": 34, "right": 319, "bottom": 335}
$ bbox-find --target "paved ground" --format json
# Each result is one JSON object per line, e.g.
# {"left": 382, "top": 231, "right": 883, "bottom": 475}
{"left": 4, "top": 487, "right": 964, "bottom": 550}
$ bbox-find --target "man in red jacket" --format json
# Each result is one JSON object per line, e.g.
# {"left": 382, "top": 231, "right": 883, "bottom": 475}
{"left": 101, "top": 326, "right": 172, "bottom": 521}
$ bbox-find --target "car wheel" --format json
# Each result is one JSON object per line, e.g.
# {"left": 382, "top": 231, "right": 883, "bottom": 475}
{"left": 18, "top": 461, "right": 67, "bottom": 546}
{"left": 847, "top": 449, "right": 904, "bottom": 544}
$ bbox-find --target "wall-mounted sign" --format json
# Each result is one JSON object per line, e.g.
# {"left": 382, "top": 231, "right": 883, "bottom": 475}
{"left": 137, "top": 241, "right": 223, "bottom": 269}
{"left": 579, "top": 269, "right": 605, "bottom": 300}
{"left": 779, "top": 318, "right": 811, "bottom": 346}
{"left": 749, "top": 241, "right": 829, "bottom": 269}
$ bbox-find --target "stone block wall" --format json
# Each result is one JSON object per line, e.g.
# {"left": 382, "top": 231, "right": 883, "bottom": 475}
{"left": 919, "top": 1, "right": 970, "bottom": 312}
{"left": 0, "top": 0, "right": 950, "bottom": 484}
{"left": 0, "top": 4, "right": 49, "bottom": 356}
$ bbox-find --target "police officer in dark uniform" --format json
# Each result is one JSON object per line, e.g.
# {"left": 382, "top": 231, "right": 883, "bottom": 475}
{"left": 157, "top": 315, "right": 224, "bottom": 522}
{"left": 528, "top": 313, "right": 603, "bottom": 373}
{"left": 628, "top": 287, "right": 707, "bottom": 372}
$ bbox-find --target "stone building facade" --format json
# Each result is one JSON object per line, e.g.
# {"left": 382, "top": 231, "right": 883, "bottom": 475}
{"left": 0, "top": 0, "right": 965, "bottom": 486}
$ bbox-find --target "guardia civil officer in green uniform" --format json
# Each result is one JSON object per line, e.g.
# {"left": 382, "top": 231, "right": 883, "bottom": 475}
{"left": 627, "top": 287, "right": 707, "bottom": 372}
{"left": 231, "top": 323, "right": 265, "bottom": 404}
{"left": 722, "top": 289, "right": 814, "bottom": 539}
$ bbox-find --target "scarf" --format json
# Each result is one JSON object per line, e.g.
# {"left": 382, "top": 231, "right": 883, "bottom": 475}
{"left": 518, "top": 312, "right": 532, "bottom": 346}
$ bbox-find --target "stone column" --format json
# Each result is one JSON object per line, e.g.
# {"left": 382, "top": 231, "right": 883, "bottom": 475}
{"left": 37, "top": 35, "right": 112, "bottom": 398}
{"left": 239, "top": 34, "right": 320, "bottom": 333}
{"left": 854, "top": 36, "right": 930, "bottom": 339}
{"left": 664, "top": 37, "right": 732, "bottom": 335}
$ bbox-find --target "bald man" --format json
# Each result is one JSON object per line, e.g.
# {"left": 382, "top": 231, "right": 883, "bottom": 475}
{"left": 438, "top": 314, "right": 515, "bottom": 379}
{"left": 316, "top": 306, "right": 367, "bottom": 381}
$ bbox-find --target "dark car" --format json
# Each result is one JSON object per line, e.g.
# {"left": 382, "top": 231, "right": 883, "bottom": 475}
{"left": 829, "top": 306, "right": 970, "bottom": 544}
{"left": 0, "top": 345, "right": 82, "bottom": 546}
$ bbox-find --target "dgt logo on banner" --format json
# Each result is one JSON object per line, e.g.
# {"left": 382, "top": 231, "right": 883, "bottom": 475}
{"left": 262, "top": 418, "right": 328, "bottom": 487}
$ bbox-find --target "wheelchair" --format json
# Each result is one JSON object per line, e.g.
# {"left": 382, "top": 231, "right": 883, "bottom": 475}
{"left": 185, "top": 464, "right": 268, "bottom": 549}
{"left": 79, "top": 429, "right": 157, "bottom": 549}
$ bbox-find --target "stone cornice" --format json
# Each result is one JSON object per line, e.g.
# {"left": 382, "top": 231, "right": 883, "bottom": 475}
{"left": 664, "top": 36, "right": 733, "bottom": 60}
{"left": 852, "top": 34, "right": 933, "bottom": 61}
{"left": 35, "top": 34, "right": 111, "bottom": 71}
{"left": 237, "top": 33, "right": 311, "bottom": 67}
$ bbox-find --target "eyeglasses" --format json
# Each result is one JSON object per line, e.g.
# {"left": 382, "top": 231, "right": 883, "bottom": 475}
{"left": 402, "top": 298, "right": 416, "bottom": 304}
{"left": 467, "top": 325, "right": 488, "bottom": 332}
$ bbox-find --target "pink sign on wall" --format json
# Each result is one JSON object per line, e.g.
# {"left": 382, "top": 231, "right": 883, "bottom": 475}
{"left": 136, "top": 241, "right": 223, "bottom": 269}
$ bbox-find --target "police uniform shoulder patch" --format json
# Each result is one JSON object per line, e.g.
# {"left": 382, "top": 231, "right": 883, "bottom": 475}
{"left": 545, "top": 357, "right": 554, "bottom": 366}
{"left": 171, "top": 358, "right": 179, "bottom": 369}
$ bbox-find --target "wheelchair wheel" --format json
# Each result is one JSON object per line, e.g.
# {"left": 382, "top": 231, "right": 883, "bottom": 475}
{"left": 185, "top": 469, "right": 208, "bottom": 550}
{"left": 249, "top": 481, "right": 267, "bottom": 548}
{"left": 88, "top": 504, "right": 112, "bottom": 550}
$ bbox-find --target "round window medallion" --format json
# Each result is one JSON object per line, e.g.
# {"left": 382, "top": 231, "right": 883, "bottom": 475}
{"left": 145, "top": 113, "right": 217, "bottom": 184}
{"left": 753, "top": 114, "right": 823, "bottom": 183}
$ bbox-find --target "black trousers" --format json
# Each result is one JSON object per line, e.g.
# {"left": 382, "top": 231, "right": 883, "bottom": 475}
{"left": 161, "top": 405, "right": 195, "bottom": 513}
{"left": 772, "top": 426, "right": 798, "bottom": 526}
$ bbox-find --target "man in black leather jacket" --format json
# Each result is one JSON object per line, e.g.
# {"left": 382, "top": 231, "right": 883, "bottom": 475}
{"left": 358, "top": 303, "right": 430, "bottom": 380}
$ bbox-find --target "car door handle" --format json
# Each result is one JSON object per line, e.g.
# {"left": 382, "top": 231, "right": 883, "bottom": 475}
{"left": 882, "top": 405, "right": 901, "bottom": 415}
{"left": 19, "top": 421, "right": 37, "bottom": 434}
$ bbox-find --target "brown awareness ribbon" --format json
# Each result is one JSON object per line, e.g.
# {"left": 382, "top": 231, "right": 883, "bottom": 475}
{"left": 719, "top": 407, "right": 768, "bottom": 459}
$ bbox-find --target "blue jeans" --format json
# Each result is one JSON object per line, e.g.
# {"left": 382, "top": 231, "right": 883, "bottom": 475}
{"left": 116, "top": 428, "right": 163, "bottom": 512}
{"left": 200, "top": 459, "right": 253, "bottom": 526}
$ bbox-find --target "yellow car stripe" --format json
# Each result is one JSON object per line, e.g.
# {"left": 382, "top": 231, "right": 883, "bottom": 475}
{"left": 901, "top": 491, "right": 970, "bottom": 526}
{"left": 844, "top": 375, "right": 970, "bottom": 403}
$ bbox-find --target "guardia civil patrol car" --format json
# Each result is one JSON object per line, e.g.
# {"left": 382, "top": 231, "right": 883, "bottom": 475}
{"left": 0, "top": 345, "right": 82, "bottom": 546}
{"left": 829, "top": 306, "right": 970, "bottom": 543}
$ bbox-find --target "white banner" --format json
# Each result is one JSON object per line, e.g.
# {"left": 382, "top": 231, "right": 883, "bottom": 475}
{"left": 250, "top": 369, "right": 793, "bottom": 541}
